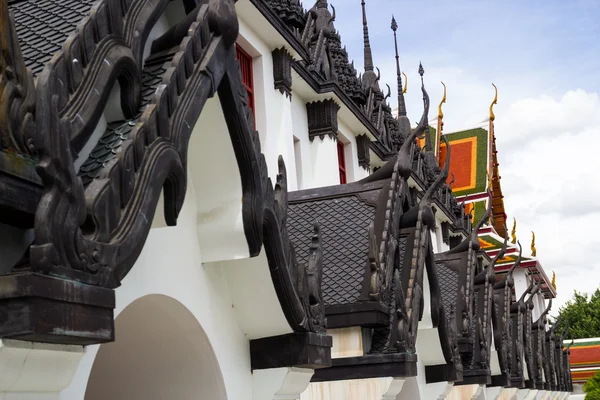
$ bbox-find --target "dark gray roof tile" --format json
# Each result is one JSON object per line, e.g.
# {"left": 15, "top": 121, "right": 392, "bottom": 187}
{"left": 78, "top": 59, "right": 169, "bottom": 186}
{"left": 9, "top": 0, "right": 96, "bottom": 75}
{"left": 288, "top": 195, "right": 375, "bottom": 306}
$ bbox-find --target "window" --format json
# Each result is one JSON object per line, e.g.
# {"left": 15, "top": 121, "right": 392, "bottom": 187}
{"left": 337, "top": 140, "right": 347, "bottom": 184}
{"left": 235, "top": 44, "right": 255, "bottom": 124}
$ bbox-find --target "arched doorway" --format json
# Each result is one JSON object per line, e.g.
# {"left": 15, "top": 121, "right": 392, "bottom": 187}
{"left": 85, "top": 294, "right": 227, "bottom": 400}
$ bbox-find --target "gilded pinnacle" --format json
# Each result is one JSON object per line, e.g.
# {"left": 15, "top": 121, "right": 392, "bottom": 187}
{"left": 490, "top": 83, "right": 498, "bottom": 121}
{"left": 511, "top": 218, "right": 517, "bottom": 244}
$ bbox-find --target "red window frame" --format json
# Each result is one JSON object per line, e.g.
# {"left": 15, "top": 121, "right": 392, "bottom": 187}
{"left": 337, "top": 140, "right": 347, "bottom": 184}
{"left": 235, "top": 44, "right": 255, "bottom": 125}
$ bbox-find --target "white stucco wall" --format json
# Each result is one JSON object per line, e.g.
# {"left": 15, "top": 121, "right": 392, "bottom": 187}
{"left": 238, "top": 18, "right": 298, "bottom": 190}
{"left": 338, "top": 120, "right": 369, "bottom": 183}
{"left": 291, "top": 93, "right": 313, "bottom": 190}
{"left": 60, "top": 180, "right": 254, "bottom": 400}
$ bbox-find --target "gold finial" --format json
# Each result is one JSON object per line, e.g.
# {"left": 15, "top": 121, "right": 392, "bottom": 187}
{"left": 490, "top": 83, "right": 498, "bottom": 121}
{"left": 551, "top": 271, "right": 556, "bottom": 290}
{"left": 511, "top": 218, "right": 517, "bottom": 244}
{"left": 531, "top": 231, "right": 536, "bottom": 257}
{"left": 402, "top": 72, "right": 408, "bottom": 94}
{"left": 438, "top": 81, "right": 447, "bottom": 119}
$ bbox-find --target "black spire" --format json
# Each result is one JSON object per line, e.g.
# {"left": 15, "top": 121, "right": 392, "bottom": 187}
{"left": 391, "top": 16, "right": 411, "bottom": 138}
{"left": 391, "top": 16, "right": 407, "bottom": 117}
{"left": 361, "top": 0, "right": 374, "bottom": 72}
{"left": 420, "top": 63, "right": 433, "bottom": 152}
{"left": 361, "top": 0, "right": 379, "bottom": 91}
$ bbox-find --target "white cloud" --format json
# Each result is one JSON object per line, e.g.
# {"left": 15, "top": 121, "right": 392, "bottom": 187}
{"left": 494, "top": 89, "right": 600, "bottom": 311}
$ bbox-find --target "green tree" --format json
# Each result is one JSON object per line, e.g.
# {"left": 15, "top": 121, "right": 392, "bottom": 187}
{"left": 553, "top": 289, "right": 600, "bottom": 340}
{"left": 585, "top": 370, "right": 600, "bottom": 399}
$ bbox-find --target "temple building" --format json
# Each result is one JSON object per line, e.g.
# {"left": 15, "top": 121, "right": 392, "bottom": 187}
{"left": 565, "top": 338, "right": 600, "bottom": 399}
{"left": 0, "top": 0, "right": 572, "bottom": 399}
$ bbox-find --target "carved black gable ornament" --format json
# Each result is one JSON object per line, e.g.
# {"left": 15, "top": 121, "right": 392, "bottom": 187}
{"left": 272, "top": 47, "right": 293, "bottom": 98}
{"left": 356, "top": 134, "right": 370, "bottom": 170}
{"left": 0, "top": 1, "right": 332, "bottom": 373}
{"left": 306, "top": 99, "right": 340, "bottom": 141}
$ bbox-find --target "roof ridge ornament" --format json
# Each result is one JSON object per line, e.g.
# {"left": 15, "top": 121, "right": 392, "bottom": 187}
{"left": 490, "top": 83, "right": 498, "bottom": 121}
{"left": 436, "top": 81, "right": 446, "bottom": 158}
{"left": 402, "top": 72, "right": 408, "bottom": 94}
{"left": 0, "top": 0, "right": 36, "bottom": 156}
{"left": 531, "top": 231, "right": 537, "bottom": 257}
{"left": 391, "top": 16, "right": 407, "bottom": 118}
{"left": 437, "top": 81, "right": 447, "bottom": 120}
{"left": 511, "top": 217, "right": 517, "bottom": 244}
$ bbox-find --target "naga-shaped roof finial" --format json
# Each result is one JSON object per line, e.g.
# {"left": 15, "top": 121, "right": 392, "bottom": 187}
{"left": 490, "top": 83, "right": 498, "bottom": 121}
{"left": 438, "top": 81, "right": 447, "bottom": 120}
{"left": 551, "top": 271, "right": 556, "bottom": 291}
{"left": 531, "top": 231, "right": 537, "bottom": 257}
{"left": 511, "top": 217, "right": 517, "bottom": 244}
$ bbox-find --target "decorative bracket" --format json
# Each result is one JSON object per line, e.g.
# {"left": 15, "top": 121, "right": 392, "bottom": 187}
{"left": 306, "top": 99, "right": 340, "bottom": 141}
{"left": 356, "top": 134, "right": 370, "bottom": 170}
{"left": 272, "top": 47, "right": 293, "bottom": 98}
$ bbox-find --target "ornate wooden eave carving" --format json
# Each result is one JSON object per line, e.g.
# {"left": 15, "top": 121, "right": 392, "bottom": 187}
{"left": 272, "top": 47, "right": 293, "bottom": 98}
{"left": 544, "top": 319, "right": 559, "bottom": 390}
{"left": 554, "top": 322, "right": 569, "bottom": 391}
{"left": 491, "top": 238, "right": 522, "bottom": 388}
{"left": 0, "top": 1, "right": 330, "bottom": 363}
{"left": 508, "top": 279, "right": 529, "bottom": 389}
{"left": 356, "top": 133, "right": 370, "bottom": 171}
{"left": 434, "top": 192, "right": 492, "bottom": 386}
{"left": 0, "top": 1, "right": 41, "bottom": 228}
{"left": 520, "top": 280, "right": 540, "bottom": 388}
{"left": 529, "top": 289, "right": 549, "bottom": 389}
{"left": 0, "top": 0, "right": 36, "bottom": 157}
{"left": 306, "top": 98, "right": 339, "bottom": 141}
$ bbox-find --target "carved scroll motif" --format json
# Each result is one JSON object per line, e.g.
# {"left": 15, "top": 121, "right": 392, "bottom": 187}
{"left": 15, "top": 0, "right": 325, "bottom": 336}
{"left": 0, "top": 1, "right": 36, "bottom": 155}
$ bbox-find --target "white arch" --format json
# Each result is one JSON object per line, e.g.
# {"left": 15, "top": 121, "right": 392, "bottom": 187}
{"left": 85, "top": 294, "right": 227, "bottom": 400}
{"left": 60, "top": 180, "right": 253, "bottom": 400}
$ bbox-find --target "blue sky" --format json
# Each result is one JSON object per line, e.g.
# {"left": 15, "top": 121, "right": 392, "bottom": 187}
{"left": 333, "top": 0, "right": 599, "bottom": 108}
{"left": 328, "top": 0, "right": 600, "bottom": 311}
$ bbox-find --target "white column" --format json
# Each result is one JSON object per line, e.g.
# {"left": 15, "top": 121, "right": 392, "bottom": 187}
{"left": 489, "top": 388, "right": 519, "bottom": 400}
{"left": 513, "top": 269, "right": 529, "bottom": 300}
{"left": 517, "top": 389, "right": 538, "bottom": 400}
{"left": 381, "top": 378, "right": 406, "bottom": 400}
{"left": 253, "top": 368, "right": 314, "bottom": 400}
{"left": 418, "top": 382, "right": 453, "bottom": 400}
{"left": 0, "top": 340, "right": 84, "bottom": 399}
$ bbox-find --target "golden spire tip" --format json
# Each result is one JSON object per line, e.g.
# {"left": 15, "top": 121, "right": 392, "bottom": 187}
{"left": 511, "top": 218, "right": 517, "bottom": 244}
{"left": 489, "top": 83, "right": 498, "bottom": 121}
